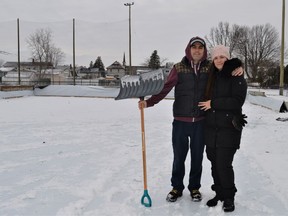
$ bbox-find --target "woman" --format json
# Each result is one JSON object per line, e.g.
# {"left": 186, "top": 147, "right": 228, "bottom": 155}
{"left": 198, "top": 45, "right": 247, "bottom": 212}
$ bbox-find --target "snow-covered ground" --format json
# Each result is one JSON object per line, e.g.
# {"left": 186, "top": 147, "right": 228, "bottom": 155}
{"left": 0, "top": 86, "right": 288, "bottom": 216}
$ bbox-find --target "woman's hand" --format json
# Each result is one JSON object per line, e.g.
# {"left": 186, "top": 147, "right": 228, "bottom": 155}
{"left": 198, "top": 100, "right": 211, "bottom": 111}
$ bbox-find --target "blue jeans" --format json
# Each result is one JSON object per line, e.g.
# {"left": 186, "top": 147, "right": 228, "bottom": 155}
{"left": 171, "top": 119, "right": 205, "bottom": 192}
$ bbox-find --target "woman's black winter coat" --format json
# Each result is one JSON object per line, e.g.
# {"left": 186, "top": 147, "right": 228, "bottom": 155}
{"left": 205, "top": 58, "right": 247, "bottom": 149}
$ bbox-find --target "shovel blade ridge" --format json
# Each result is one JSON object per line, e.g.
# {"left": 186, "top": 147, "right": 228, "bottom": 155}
{"left": 115, "top": 69, "right": 165, "bottom": 100}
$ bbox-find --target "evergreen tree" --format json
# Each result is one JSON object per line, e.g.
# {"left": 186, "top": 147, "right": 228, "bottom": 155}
{"left": 89, "top": 61, "right": 93, "bottom": 69}
{"left": 148, "top": 50, "right": 161, "bottom": 69}
{"left": 93, "top": 56, "right": 105, "bottom": 71}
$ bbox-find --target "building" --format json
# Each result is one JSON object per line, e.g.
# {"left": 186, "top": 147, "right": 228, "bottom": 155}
{"left": 2, "top": 60, "right": 53, "bottom": 71}
{"left": 1, "top": 60, "right": 53, "bottom": 85}
{"left": 106, "top": 61, "right": 125, "bottom": 78}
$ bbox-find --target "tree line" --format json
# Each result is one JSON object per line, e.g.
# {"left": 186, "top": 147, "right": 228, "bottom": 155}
{"left": 126, "top": 22, "right": 288, "bottom": 87}
{"left": 205, "top": 22, "right": 287, "bottom": 87}
{"left": 2, "top": 21, "right": 287, "bottom": 87}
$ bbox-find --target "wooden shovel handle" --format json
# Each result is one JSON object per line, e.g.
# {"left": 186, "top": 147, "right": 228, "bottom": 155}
{"left": 139, "top": 97, "right": 148, "bottom": 190}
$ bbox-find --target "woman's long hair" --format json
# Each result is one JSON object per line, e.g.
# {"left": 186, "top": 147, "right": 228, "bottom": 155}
{"left": 204, "top": 63, "right": 217, "bottom": 100}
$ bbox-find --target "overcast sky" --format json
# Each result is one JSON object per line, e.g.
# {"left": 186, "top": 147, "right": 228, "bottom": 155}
{"left": 0, "top": 0, "right": 286, "bottom": 67}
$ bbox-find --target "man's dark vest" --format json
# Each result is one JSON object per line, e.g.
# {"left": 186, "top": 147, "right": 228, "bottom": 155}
{"left": 173, "top": 60, "right": 209, "bottom": 117}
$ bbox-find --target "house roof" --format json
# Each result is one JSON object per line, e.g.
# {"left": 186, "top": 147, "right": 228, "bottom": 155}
{"left": 106, "top": 61, "right": 125, "bottom": 70}
{"left": 3, "top": 61, "right": 53, "bottom": 68}
{"left": 78, "top": 67, "right": 100, "bottom": 73}
{"left": 0, "top": 67, "right": 14, "bottom": 72}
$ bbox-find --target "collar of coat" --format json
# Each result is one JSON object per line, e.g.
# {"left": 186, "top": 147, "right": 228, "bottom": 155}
{"left": 218, "top": 58, "right": 242, "bottom": 77}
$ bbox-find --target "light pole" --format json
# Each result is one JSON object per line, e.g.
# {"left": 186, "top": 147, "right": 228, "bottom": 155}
{"left": 280, "top": 0, "right": 285, "bottom": 95}
{"left": 17, "top": 18, "right": 20, "bottom": 85}
{"left": 124, "top": 2, "right": 134, "bottom": 75}
{"left": 73, "top": 18, "right": 76, "bottom": 86}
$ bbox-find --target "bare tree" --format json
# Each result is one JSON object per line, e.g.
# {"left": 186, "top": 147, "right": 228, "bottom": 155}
{"left": 26, "top": 28, "right": 65, "bottom": 76}
{"left": 205, "top": 22, "right": 245, "bottom": 58}
{"left": 26, "top": 28, "right": 52, "bottom": 64}
{"left": 206, "top": 22, "right": 281, "bottom": 82}
{"left": 205, "top": 22, "right": 231, "bottom": 48}
{"left": 48, "top": 46, "right": 65, "bottom": 68}
{"left": 233, "top": 26, "right": 251, "bottom": 79}
{"left": 244, "top": 23, "right": 280, "bottom": 81}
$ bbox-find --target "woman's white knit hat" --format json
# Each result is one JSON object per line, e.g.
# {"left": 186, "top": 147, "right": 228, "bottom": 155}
{"left": 211, "top": 45, "right": 230, "bottom": 60}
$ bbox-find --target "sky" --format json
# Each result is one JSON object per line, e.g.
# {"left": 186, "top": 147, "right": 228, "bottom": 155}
{"left": 0, "top": 86, "right": 288, "bottom": 215}
{"left": 0, "top": 0, "right": 287, "bottom": 67}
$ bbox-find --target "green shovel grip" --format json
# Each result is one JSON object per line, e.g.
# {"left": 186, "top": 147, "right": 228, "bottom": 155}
{"left": 141, "top": 189, "right": 152, "bottom": 207}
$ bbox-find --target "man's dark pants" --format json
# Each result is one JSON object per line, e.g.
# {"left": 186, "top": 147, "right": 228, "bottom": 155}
{"left": 171, "top": 119, "right": 205, "bottom": 192}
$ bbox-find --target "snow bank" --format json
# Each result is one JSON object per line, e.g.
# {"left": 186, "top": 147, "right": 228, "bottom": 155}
{"left": 247, "top": 90, "right": 288, "bottom": 112}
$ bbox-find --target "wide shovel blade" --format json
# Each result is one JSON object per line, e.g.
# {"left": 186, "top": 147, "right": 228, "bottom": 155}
{"left": 115, "top": 69, "right": 165, "bottom": 100}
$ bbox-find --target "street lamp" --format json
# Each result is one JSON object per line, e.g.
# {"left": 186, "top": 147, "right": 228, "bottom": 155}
{"left": 279, "top": 0, "right": 285, "bottom": 95}
{"left": 124, "top": 2, "right": 134, "bottom": 75}
{"left": 17, "top": 18, "right": 20, "bottom": 85}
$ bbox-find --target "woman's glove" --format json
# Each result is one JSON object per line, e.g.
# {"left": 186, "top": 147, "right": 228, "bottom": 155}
{"left": 232, "top": 114, "right": 247, "bottom": 131}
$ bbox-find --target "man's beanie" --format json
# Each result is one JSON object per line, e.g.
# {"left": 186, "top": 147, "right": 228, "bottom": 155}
{"left": 211, "top": 45, "right": 230, "bottom": 60}
{"left": 190, "top": 37, "right": 206, "bottom": 46}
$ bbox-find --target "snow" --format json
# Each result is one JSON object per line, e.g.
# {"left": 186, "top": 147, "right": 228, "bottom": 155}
{"left": 0, "top": 86, "right": 288, "bottom": 216}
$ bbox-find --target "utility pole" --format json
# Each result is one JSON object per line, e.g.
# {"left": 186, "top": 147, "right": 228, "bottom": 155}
{"left": 17, "top": 18, "right": 20, "bottom": 85}
{"left": 73, "top": 18, "right": 76, "bottom": 85}
{"left": 124, "top": 2, "right": 134, "bottom": 75}
{"left": 280, "top": 0, "right": 285, "bottom": 95}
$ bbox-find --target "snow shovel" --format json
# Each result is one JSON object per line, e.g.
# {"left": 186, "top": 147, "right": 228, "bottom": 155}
{"left": 115, "top": 69, "right": 165, "bottom": 100}
{"left": 115, "top": 69, "right": 165, "bottom": 207}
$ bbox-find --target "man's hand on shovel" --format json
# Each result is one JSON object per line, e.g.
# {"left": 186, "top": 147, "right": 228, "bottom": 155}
{"left": 138, "top": 100, "right": 147, "bottom": 109}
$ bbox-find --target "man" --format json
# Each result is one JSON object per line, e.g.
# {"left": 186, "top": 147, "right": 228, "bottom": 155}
{"left": 138, "top": 36, "right": 242, "bottom": 203}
